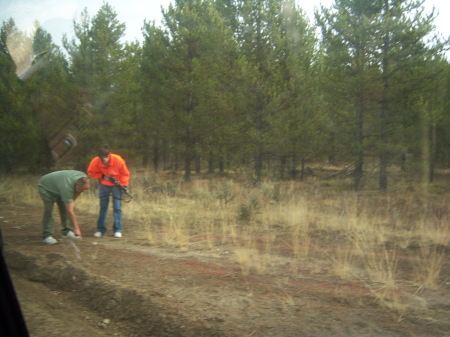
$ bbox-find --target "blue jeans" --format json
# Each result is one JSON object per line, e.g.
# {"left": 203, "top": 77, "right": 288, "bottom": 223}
{"left": 96, "top": 184, "right": 122, "bottom": 234}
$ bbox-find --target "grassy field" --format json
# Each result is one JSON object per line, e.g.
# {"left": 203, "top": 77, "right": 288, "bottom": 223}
{"left": 2, "top": 167, "right": 449, "bottom": 322}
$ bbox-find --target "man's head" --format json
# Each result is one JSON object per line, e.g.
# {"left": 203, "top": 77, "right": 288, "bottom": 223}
{"left": 97, "top": 145, "right": 110, "bottom": 164}
{"left": 75, "top": 177, "right": 90, "bottom": 193}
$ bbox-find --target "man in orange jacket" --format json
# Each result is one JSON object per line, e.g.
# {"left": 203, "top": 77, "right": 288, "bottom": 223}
{"left": 87, "top": 145, "right": 130, "bottom": 238}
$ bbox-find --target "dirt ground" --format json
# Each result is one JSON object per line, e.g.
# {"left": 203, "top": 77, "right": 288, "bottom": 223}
{"left": 1, "top": 200, "right": 449, "bottom": 337}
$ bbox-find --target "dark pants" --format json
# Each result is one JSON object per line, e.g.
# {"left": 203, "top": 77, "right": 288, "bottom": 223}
{"left": 38, "top": 187, "right": 72, "bottom": 239}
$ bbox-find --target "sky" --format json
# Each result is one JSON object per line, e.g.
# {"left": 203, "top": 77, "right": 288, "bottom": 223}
{"left": 0, "top": 0, "right": 449, "bottom": 47}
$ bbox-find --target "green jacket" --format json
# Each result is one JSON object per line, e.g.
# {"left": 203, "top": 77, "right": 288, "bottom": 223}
{"left": 38, "top": 170, "right": 87, "bottom": 204}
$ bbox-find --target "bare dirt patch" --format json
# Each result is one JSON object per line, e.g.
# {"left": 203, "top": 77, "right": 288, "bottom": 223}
{"left": 1, "top": 201, "right": 449, "bottom": 337}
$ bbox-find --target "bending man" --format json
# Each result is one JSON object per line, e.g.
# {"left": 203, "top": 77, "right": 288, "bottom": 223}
{"left": 38, "top": 170, "right": 90, "bottom": 245}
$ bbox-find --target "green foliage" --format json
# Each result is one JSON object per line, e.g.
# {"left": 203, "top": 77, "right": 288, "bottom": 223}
{"left": 0, "top": 19, "right": 50, "bottom": 173}
{"left": 1, "top": 0, "right": 449, "bottom": 186}
{"left": 63, "top": 3, "right": 130, "bottom": 160}
{"left": 317, "top": 0, "right": 448, "bottom": 190}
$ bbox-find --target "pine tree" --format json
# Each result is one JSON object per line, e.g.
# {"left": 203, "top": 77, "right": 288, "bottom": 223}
{"left": 63, "top": 3, "right": 127, "bottom": 158}
{"left": 376, "top": 0, "right": 445, "bottom": 188}
{"left": 140, "top": 22, "right": 171, "bottom": 170}
{"left": 162, "top": 0, "right": 238, "bottom": 180}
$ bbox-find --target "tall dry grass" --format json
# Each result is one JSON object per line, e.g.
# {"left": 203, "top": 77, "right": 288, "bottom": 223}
{"left": 2, "top": 169, "right": 448, "bottom": 318}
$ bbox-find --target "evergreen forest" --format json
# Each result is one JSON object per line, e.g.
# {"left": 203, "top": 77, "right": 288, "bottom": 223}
{"left": 1, "top": 0, "right": 449, "bottom": 190}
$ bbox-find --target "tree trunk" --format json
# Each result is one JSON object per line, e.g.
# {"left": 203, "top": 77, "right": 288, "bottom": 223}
{"left": 422, "top": 120, "right": 437, "bottom": 184}
{"left": 153, "top": 139, "right": 160, "bottom": 173}
{"left": 328, "top": 132, "right": 336, "bottom": 166}
{"left": 184, "top": 151, "right": 192, "bottom": 182}
{"left": 354, "top": 105, "right": 364, "bottom": 192}
{"left": 254, "top": 143, "right": 263, "bottom": 182}
{"left": 208, "top": 152, "right": 214, "bottom": 174}
{"left": 219, "top": 149, "right": 225, "bottom": 174}
{"left": 429, "top": 123, "right": 437, "bottom": 183}
{"left": 379, "top": 98, "right": 389, "bottom": 191}
{"left": 184, "top": 129, "right": 192, "bottom": 182}
{"left": 195, "top": 152, "right": 201, "bottom": 174}
{"left": 379, "top": 27, "right": 390, "bottom": 192}
{"left": 300, "top": 157, "right": 305, "bottom": 181}
{"left": 291, "top": 152, "right": 298, "bottom": 180}
{"left": 280, "top": 155, "right": 287, "bottom": 180}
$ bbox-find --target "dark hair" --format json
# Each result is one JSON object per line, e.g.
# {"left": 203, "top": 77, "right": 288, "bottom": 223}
{"left": 76, "top": 177, "right": 89, "bottom": 186}
{"left": 97, "top": 145, "right": 110, "bottom": 158}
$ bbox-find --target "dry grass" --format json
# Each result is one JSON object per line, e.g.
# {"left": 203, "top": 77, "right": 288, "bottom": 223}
{"left": 2, "top": 169, "right": 449, "bottom": 318}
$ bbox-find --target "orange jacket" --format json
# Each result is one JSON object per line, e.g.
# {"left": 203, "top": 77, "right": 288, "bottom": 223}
{"left": 87, "top": 153, "right": 130, "bottom": 187}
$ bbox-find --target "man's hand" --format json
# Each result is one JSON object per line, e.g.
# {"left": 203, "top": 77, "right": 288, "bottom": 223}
{"left": 65, "top": 203, "right": 82, "bottom": 239}
{"left": 73, "top": 228, "right": 82, "bottom": 238}
{"left": 102, "top": 175, "right": 112, "bottom": 182}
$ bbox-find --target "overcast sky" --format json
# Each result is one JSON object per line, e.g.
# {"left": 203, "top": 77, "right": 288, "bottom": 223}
{"left": 1, "top": 0, "right": 449, "bottom": 47}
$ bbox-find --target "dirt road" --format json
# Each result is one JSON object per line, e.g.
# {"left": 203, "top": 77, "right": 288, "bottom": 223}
{"left": 1, "top": 201, "right": 449, "bottom": 336}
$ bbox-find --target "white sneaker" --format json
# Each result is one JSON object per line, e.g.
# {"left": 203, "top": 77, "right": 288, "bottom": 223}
{"left": 43, "top": 236, "right": 58, "bottom": 245}
{"left": 114, "top": 232, "right": 122, "bottom": 238}
{"left": 93, "top": 232, "right": 103, "bottom": 238}
{"left": 62, "top": 231, "right": 78, "bottom": 239}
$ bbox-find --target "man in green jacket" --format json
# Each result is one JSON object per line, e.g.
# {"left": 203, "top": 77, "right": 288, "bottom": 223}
{"left": 38, "top": 170, "right": 90, "bottom": 245}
